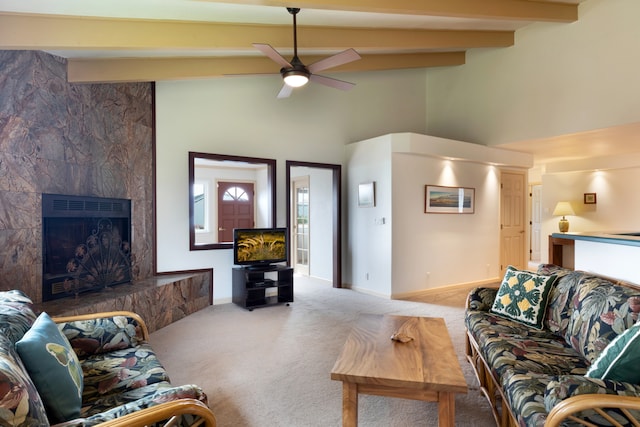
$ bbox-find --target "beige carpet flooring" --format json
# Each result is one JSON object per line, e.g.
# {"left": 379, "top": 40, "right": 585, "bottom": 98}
{"left": 150, "top": 276, "right": 496, "bottom": 427}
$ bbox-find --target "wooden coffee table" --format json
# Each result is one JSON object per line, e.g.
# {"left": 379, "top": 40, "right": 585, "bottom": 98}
{"left": 330, "top": 314, "right": 467, "bottom": 427}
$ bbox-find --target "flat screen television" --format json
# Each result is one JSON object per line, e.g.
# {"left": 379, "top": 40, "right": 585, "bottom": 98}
{"left": 233, "top": 228, "right": 288, "bottom": 269}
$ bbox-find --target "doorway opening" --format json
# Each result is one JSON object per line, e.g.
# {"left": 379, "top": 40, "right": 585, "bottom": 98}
{"left": 286, "top": 161, "right": 341, "bottom": 288}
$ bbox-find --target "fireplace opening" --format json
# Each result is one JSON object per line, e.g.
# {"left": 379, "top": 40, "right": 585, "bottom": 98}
{"left": 42, "top": 194, "right": 132, "bottom": 301}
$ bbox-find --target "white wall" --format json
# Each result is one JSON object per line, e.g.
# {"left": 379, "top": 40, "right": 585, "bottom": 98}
{"left": 391, "top": 153, "right": 501, "bottom": 295}
{"left": 156, "top": 69, "right": 428, "bottom": 303}
{"left": 346, "top": 133, "right": 531, "bottom": 298}
{"left": 345, "top": 135, "right": 393, "bottom": 296}
{"left": 425, "top": 0, "right": 640, "bottom": 146}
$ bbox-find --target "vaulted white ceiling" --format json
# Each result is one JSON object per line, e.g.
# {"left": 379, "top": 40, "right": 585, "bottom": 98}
{"left": 7, "top": 0, "right": 635, "bottom": 166}
{"left": 0, "top": 0, "right": 583, "bottom": 83}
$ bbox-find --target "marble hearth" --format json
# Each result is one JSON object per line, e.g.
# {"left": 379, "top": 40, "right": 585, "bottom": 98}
{"left": 35, "top": 270, "right": 212, "bottom": 333}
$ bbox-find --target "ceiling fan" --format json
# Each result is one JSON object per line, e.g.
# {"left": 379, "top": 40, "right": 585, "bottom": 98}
{"left": 253, "top": 7, "right": 361, "bottom": 98}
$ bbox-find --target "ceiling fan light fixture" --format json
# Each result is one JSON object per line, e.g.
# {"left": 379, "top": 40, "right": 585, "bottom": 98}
{"left": 282, "top": 69, "right": 309, "bottom": 87}
{"left": 252, "top": 7, "right": 360, "bottom": 97}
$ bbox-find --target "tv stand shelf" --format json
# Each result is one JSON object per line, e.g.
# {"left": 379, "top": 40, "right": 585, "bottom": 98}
{"left": 232, "top": 265, "right": 293, "bottom": 311}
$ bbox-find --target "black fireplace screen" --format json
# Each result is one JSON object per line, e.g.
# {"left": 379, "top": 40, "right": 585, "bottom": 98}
{"left": 42, "top": 194, "right": 132, "bottom": 301}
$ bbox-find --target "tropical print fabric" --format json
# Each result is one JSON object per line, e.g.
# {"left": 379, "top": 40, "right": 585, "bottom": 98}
{"left": 58, "top": 315, "right": 146, "bottom": 358}
{"left": 465, "top": 264, "right": 640, "bottom": 427}
{"left": 543, "top": 269, "right": 584, "bottom": 335}
{"left": 0, "top": 334, "right": 50, "bottom": 427}
{"left": 545, "top": 375, "right": 640, "bottom": 424}
{"left": 466, "top": 310, "right": 588, "bottom": 379}
{"left": 80, "top": 343, "right": 170, "bottom": 409}
{"left": 0, "top": 290, "right": 37, "bottom": 344}
{"left": 500, "top": 369, "right": 551, "bottom": 427}
{"left": 55, "top": 383, "right": 209, "bottom": 427}
{"left": 466, "top": 286, "right": 498, "bottom": 312}
{"left": 490, "top": 265, "right": 557, "bottom": 329}
{"left": 0, "top": 291, "right": 50, "bottom": 427}
{"left": 562, "top": 274, "right": 640, "bottom": 363}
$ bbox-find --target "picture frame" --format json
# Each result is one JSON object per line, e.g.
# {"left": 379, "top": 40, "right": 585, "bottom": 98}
{"left": 358, "top": 182, "right": 376, "bottom": 208}
{"left": 425, "top": 185, "right": 475, "bottom": 214}
{"left": 584, "top": 192, "right": 597, "bottom": 204}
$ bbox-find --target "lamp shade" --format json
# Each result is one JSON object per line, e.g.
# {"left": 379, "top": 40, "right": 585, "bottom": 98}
{"left": 553, "top": 201, "right": 575, "bottom": 217}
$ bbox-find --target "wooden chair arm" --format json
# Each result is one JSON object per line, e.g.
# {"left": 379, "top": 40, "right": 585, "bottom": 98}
{"left": 545, "top": 394, "right": 640, "bottom": 427}
{"left": 91, "top": 398, "right": 216, "bottom": 427}
{"left": 52, "top": 311, "right": 150, "bottom": 341}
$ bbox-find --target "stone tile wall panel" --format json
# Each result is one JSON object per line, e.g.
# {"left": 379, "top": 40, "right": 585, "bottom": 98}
{"left": 0, "top": 51, "right": 154, "bottom": 304}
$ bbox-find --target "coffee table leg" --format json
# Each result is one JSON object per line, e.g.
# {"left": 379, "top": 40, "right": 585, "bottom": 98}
{"left": 342, "top": 382, "right": 358, "bottom": 427}
{"left": 438, "top": 392, "right": 455, "bottom": 427}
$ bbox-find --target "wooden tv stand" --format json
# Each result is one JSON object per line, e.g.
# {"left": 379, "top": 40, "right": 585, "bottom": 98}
{"left": 232, "top": 265, "right": 293, "bottom": 311}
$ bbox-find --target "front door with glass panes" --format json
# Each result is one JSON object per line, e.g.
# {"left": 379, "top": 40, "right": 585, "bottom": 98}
{"left": 217, "top": 181, "right": 254, "bottom": 243}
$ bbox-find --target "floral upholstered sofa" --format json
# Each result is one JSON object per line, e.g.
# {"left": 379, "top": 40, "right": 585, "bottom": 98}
{"left": 0, "top": 290, "right": 216, "bottom": 427}
{"left": 465, "top": 264, "right": 640, "bottom": 427}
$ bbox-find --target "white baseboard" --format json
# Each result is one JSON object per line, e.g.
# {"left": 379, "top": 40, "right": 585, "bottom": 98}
{"left": 342, "top": 284, "right": 392, "bottom": 300}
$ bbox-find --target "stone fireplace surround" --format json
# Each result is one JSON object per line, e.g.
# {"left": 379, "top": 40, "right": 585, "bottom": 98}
{"left": 0, "top": 51, "right": 211, "bottom": 328}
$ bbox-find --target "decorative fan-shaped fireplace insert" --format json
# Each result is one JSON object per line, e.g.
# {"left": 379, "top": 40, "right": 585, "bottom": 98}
{"left": 42, "top": 194, "right": 132, "bottom": 301}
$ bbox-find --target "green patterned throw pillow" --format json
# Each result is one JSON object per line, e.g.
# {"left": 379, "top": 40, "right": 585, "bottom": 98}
{"left": 586, "top": 320, "right": 640, "bottom": 383}
{"left": 490, "top": 265, "right": 558, "bottom": 329}
{"left": 15, "top": 312, "right": 84, "bottom": 423}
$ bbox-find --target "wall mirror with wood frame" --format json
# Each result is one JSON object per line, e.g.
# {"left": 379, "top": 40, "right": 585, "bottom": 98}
{"left": 189, "top": 152, "right": 276, "bottom": 250}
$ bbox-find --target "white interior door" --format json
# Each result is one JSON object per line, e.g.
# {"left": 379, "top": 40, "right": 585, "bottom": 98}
{"left": 292, "top": 176, "right": 310, "bottom": 276}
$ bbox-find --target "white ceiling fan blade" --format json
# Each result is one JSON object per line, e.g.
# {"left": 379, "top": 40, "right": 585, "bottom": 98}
{"left": 253, "top": 43, "right": 292, "bottom": 68}
{"left": 307, "top": 49, "right": 361, "bottom": 74}
{"left": 277, "top": 84, "right": 294, "bottom": 99}
{"left": 309, "top": 74, "right": 356, "bottom": 91}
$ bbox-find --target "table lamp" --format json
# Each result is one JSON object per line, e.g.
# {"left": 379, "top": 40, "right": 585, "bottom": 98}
{"left": 553, "top": 201, "right": 575, "bottom": 232}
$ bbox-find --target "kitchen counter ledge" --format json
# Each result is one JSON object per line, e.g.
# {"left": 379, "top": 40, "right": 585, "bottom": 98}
{"left": 552, "top": 231, "right": 640, "bottom": 247}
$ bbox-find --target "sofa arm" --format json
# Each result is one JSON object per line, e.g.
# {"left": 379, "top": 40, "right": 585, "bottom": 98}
{"left": 544, "top": 375, "right": 640, "bottom": 426}
{"left": 465, "top": 287, "right": 498, "bottom": 311}
{"left": 52, "top": 398, "right": 216, "bottom": 427}
{"left": 545, "top": 394, "right": 640, "bottom": 427}
{"left": 53, "top": 311, "right": 149, "bottom": 358}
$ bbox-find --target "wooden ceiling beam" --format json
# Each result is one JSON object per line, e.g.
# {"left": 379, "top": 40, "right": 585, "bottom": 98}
{"left": 0, "top": 13, "right": 511, "bottom": 52}
{"left": 207, "top": 0, "right": 578, "bottom": 22}
{"left": 67, "top": 52, "right": 465, "bottom": 83}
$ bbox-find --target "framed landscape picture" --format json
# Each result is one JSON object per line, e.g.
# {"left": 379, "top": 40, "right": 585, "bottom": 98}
{"left": 425, "top": 185, "right": 475, "bottom": 214}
